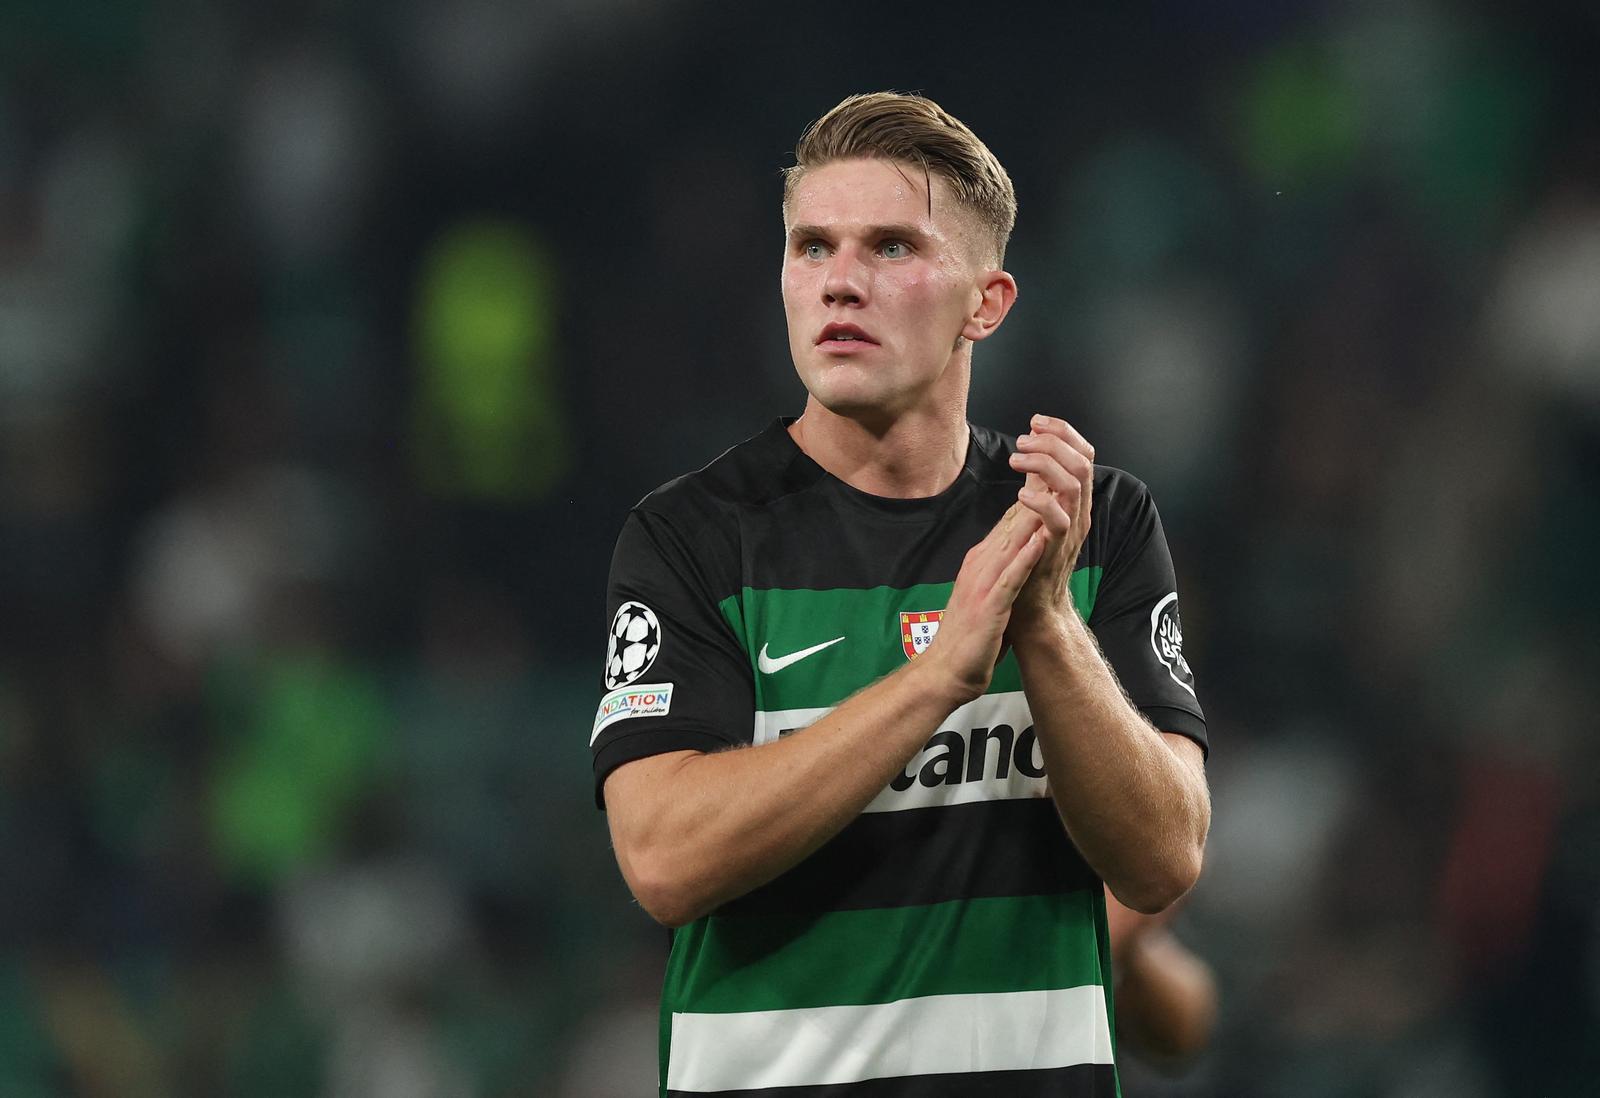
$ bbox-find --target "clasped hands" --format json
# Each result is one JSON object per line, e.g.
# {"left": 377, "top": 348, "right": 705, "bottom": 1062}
{"left": 920, "top": 414, "right": 1095, "bottom": 704}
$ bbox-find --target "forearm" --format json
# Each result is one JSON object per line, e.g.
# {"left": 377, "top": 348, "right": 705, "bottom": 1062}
{"left": 1114, "top": 928, "right": 1218, "bottom": 1061}
{"left": 1013, "top": 612, "right": 1209, "bottom": 912}
{"left": 1106, "top": 889, "right": 1217, "bottom": 1060}
{"left": 606, "top": 658, "right": 963, "bottom": 927}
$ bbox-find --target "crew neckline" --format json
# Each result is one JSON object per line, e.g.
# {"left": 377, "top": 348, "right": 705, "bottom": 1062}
{"left": 767, "top": 417, "right": 982, "bottom": 517}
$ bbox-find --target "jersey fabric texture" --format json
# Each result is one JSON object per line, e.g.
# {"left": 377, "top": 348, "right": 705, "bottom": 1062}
{"left": 591, "top": 419, "right": 1208, "bottom": 1098}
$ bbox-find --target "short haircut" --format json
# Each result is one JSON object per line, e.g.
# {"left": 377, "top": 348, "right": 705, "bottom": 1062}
{"left": 783, "top": 92, "right": 1017, "bottom": 264}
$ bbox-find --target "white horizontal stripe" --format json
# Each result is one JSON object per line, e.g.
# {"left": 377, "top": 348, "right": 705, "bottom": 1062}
{"left": 753, "top": 692, "right": 1047, "bottom": 813}
{"left": 751, "top": 704, "right": 830, "bottom": 746}
{"left": 667, "top": 984, "right": 1111, "bottom": 1093}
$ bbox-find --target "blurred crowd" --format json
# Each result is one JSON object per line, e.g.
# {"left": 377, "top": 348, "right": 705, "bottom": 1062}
{"left": 2, "top": 1, "right": 1597, "bottom": 1095}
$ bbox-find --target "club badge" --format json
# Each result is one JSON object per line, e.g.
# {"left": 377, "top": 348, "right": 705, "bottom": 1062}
{"left": 899, "top": 609, "right": 945, "bottom": 660}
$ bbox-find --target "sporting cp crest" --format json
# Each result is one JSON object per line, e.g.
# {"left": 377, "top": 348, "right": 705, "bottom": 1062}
{"left": 899, "top": 609, "right": 945, "bottom": 660}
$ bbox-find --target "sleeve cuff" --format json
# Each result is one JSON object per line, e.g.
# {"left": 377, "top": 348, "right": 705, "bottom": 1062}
{"left": 1141, "top": 705, "right": 1208, "bottom": 760}
{"left": 592, "top": 726, "right": 738, "bottom": 808}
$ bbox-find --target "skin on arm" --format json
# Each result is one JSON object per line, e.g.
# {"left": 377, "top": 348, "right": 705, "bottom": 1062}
{"left": 1007, "top": 414, "right": 1211, "bottom": 913}
{"left": 1106, "top": 891, "right": 1218, "bottom": 1062}
{"left": 603, "top": 505, "right": 1048, "bottom": 927}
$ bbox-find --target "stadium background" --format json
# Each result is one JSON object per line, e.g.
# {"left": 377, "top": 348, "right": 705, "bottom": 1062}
{"left": 3, "top": 0, "right": 1598, "bottom": 1094}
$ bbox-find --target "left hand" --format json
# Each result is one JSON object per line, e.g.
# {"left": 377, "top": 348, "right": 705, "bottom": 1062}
{"left": 1006, "top": 414, "right": 1095, "bottom": 633}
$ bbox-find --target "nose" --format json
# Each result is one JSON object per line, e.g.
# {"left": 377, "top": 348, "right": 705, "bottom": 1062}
{"left": 821, "top": 244, "right": 869, "bottom": 307}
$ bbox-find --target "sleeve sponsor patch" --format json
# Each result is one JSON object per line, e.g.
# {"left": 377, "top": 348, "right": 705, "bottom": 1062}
{"left": 591, "top": 682, "right": 674, "bottom": 744}
{"left": 1149, "top": 592, "right": 1196, "bottom": 697}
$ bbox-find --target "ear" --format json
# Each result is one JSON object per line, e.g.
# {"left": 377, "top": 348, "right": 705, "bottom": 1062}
{"left": 961, "top": 269, "right": 1018, "bottom": 343}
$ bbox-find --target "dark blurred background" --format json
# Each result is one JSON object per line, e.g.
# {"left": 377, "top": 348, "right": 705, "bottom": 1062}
{"left": 3, "top": 0, "right": 1599, "bottom": 1094}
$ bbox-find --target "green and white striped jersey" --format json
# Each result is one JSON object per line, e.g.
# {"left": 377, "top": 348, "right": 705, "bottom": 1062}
{"left": 592, "top": 419, "right": 1207, "bottom": 1098}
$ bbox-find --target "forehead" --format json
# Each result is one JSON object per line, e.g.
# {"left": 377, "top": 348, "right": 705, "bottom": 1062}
{"left": 786, "top": 157, "right": 971, "bottom": 246}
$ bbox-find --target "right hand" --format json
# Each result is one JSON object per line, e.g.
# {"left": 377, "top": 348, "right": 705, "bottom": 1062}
{"left": 919, "top": 502, "right": 1049, "bottom": 705}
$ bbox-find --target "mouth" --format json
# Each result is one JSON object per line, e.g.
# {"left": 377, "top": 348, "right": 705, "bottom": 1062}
{"left": 816, "top": 323, "right": 877, "bottom": 351}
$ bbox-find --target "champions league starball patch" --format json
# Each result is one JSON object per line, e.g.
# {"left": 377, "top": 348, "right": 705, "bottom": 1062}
{"left": 605, "top": 601, "right": 662, "bottom": 689}
{"left": 1149, "top": 592, "right": 1196, "bottom": 697}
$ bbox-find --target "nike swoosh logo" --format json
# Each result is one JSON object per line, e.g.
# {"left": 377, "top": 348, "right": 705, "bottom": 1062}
{"left": 758, "top": 636, "right": 846, "bottom": 674}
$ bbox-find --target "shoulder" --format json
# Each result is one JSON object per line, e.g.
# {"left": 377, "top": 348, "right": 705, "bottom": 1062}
{"left": 633, "top": 419, "right": 817, "bottom": 528}
{"left": 613, "top": 420, "right": 819, "bottom": 590}
{"left": 965, "top": 422, "right": 1019, "bottom": 481}
{"left": 1091, "top": 464, "right": 1157, "bottom": 520}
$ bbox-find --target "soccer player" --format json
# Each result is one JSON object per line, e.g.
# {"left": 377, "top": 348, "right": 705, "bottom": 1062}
{"left": 591, "top": 92, "right": 1211, "bottom": 1097}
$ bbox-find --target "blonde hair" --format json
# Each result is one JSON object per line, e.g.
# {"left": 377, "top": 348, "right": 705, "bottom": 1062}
{"left": 783, "top": 92, "right": 1017, "bottom": 263}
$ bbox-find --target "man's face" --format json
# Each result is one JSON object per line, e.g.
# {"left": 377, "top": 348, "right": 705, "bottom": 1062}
{"left": 782, "top": 158, "right": 991, "bottom": 422}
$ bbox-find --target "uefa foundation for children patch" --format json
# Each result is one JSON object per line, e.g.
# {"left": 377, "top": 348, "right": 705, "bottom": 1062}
{"left": 591, "top": 683, "right": 674, "bottom": 743}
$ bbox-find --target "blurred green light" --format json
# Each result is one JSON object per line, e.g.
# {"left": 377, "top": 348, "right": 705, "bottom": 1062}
{"left": 210, "top": 656, "right": 387, "bottom": 887}
{"left": 414, "top": 220, "right": 571, "bottom": 503}
{"left": 1239, "top": 41, "right": 1363, "bottom": 186}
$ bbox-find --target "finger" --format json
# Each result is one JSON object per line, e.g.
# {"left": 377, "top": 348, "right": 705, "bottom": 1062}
{"left": 963, "top": 505, "right": 1042, "bottom": 590}
{"left": 991, "top": 528, "right": 1048, "bottom": 607}
{"left": 1009, "top": 448, "right": 1087, "bottom": 504}
{"left": 992, "top": 500, "right": 1043, "bottom": 550}
{"left": 1028, "top": 414, "right": 1095, "bottom": 464}
{"left": 1014, "top": 434, "right": 1093, "bottom": 492}
{"left": 1070, "top": 457, "right": 1094, "bottom": 538}
{"left": 1014, "top": 432, "right": 1094, "bottom": 489}
{"left": 1017, "top": 483, "right": 1073, "bottom": 537}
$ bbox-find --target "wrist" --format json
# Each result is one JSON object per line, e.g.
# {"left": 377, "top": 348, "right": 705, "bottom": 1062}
{"left": 902, "top": 647, "right": 983, "bottom": 713}
{"left": 1008, "top": 603, "right": 1081, "bottom": 656}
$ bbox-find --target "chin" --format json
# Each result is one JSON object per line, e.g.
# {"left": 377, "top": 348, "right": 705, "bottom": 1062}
{"left": 803, "top": 367, "right": 901, "bottom": 420}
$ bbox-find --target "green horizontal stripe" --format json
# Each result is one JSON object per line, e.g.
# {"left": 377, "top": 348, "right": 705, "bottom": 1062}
{"left": 666, "top": 891, "right": 1106, "bottom": 1015}
{"left": 717, "top": 569, "right": 1102, "bottom": 713}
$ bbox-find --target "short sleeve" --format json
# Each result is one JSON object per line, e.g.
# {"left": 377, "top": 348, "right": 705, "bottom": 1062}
{"left": 1087, "top": 480, "right": 1208, "bottom": 756}
{"left": 590, "top": 509, "right": 753, "bottom": 806}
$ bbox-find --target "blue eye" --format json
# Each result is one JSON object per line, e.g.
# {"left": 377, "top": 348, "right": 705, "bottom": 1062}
{"left": 881, "top": 240, "right": 909, "bottom": 258}
{"left": 803, "top": 241, "right": 828, "bottom": 260}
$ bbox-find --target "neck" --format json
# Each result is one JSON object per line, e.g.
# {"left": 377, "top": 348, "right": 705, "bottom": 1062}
{"left": 788, "top": 381, "right": 971, "bottom": 500}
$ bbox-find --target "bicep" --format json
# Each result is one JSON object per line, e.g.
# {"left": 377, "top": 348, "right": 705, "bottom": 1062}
{"left": 604, "top": 749, "right": 703, "bottom": 847}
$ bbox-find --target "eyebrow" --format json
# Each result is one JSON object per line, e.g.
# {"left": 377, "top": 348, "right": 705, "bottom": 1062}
{"left": 787, "top": 223, "right": 932, "bottom": 243}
